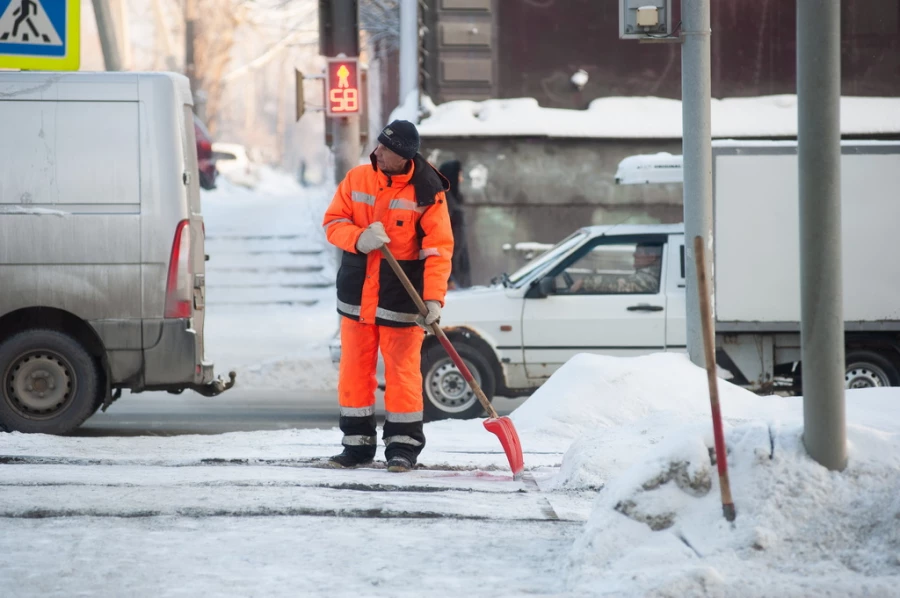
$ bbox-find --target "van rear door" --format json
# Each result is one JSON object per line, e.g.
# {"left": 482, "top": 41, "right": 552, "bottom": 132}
{"left": 181, "top": 107, "right": 207, "bottom": 367}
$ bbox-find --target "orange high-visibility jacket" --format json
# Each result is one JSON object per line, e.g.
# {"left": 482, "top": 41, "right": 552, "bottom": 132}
{"left": 323, "top": 154, "right": 454, "bottom": 327}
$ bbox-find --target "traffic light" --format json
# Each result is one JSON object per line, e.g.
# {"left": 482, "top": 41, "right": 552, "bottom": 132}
{"left": 325, "top": 57, "right": 360, "bottom": 117}
{"left": 319, "top": 0, "right": 359, "bottom": 57}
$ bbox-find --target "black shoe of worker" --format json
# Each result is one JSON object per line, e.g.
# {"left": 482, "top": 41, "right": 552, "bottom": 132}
{"left": 326, "top": 449, "right": 374, "bottom": 469}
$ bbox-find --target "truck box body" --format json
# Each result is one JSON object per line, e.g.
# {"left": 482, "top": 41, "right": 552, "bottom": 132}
{"left": 613, "top": 139, "right": 900, "bottom": 389}
{"left": 713, "top": 141, "right": 900, "bottom": 328}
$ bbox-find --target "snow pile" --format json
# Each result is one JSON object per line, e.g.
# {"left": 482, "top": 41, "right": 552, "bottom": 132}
{"left": 525, "top": 353, "right": 900, "bottom": 596}
{"left": 511, "top": 352, "right": 777, "bottom": 442}
{"left": 417, "top": 95, "right": 900, "bottom": 139}
{"left": 237, "top": 352, "right": 338, "bottom": 391}
{"left": 389, "top": 89, "right": 420, "bottom": 124}
{"left": 508, "top": 352, "right": 787, "bottom": 489}
{"left": 566, "top": 418, "right": 900, "bottom": 596}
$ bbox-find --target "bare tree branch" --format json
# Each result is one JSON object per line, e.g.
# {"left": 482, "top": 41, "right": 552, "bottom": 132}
{"left": 360, "top": 0, "right": 399, "bottom": 54}
{"left": 193, "top": 0, "right": 251, "bottom": 133}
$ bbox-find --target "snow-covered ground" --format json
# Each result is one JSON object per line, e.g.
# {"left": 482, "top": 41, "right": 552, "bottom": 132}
{"left": 2, "top": 351, "right": 898, "bottom": 596}
{"left": 200, "top": 168, "right": 340, "bottom": 390}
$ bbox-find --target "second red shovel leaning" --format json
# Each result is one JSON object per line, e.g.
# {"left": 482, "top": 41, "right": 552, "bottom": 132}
{"left": 381, "top": 247, "right": 525, "bottom": 480}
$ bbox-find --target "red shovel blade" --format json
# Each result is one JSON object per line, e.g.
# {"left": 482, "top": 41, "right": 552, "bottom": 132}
{"left": 483, "top": 416, "right": 524, "bottom": 480}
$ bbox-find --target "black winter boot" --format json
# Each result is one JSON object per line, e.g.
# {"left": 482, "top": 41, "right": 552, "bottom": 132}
{"left": 386, "top": 456, "right": 414, "bottom": 473}
{"left": 326, "top": 449, "right": 375, "bottom": 469}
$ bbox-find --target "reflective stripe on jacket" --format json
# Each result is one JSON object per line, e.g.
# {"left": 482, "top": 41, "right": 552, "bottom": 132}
{"left": 322, "top": 154, "right": 454, "bottom": 327}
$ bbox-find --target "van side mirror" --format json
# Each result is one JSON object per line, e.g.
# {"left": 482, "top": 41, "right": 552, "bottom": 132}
{"left": 526, "top": 276, "right": 556, "bottom": 299}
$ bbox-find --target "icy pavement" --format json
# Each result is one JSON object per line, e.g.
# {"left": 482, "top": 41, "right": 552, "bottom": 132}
{"left": 2, "top": 518, "right": 580, "bottom": 598}
{"left": 0, "top": 424, "right": 591, "bottom": 598}
{"left": 4, "top": 352, "right": 900, "bottom": 596}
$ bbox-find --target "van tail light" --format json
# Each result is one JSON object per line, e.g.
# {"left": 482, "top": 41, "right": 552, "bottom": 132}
{"left": 165, "top": 220, "right": 192, "bottom": 318}
{"left": 198, "top": 139, "right": 212, "bottom": 159}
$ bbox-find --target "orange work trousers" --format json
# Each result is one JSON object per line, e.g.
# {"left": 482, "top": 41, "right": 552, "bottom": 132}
{"left": 338, "top": 317, "right": 426, "bottom": 461}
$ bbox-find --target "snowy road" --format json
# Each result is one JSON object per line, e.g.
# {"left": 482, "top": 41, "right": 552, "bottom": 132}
{"left": 1, "top": 464, "right": 586, "bottom": 597}
{"left": 3, "top": 350, "right": 899, "bottom": 597}
{"left": 76, "top": 388, "right": 340, "bottom": 436}
{"left": 2, "top": 517, "right": 582, "bottom": 598}
{"left": 1, "top": 425, "right": 591, "bottom": 597}
{"left": 73, "top": 389, "right": 529, "bottom": 436}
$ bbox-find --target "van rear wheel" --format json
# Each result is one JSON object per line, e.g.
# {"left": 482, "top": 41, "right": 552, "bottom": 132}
{"left": 0, "top": 330, "right": 100, "bottom": 435}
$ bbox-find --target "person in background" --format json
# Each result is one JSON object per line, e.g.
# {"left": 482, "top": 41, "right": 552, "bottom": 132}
{"left": 566, "top": 243, "right": 663, "bottom": 294}
{"left": 439, "top": 160, "right": 472, "bottom": 288}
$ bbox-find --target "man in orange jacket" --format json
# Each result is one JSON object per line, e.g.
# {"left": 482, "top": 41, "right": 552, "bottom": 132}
{"left": 322, "top": 120, "right": 453, "bottom": 473}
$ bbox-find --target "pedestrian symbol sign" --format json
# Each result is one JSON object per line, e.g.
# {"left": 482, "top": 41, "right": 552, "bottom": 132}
{"left": 0, "top": 0, "right": 80, "bottom": 71}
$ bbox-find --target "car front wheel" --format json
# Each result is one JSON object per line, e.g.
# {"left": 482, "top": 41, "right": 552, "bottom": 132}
{"left": 421, "top": 342, "right": 496, "bottom": 421}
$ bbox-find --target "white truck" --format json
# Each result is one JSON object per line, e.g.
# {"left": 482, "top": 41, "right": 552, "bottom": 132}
{"left": 406, "top": 140, "right": 900, "bottom": 420}
{"left": 622, "top": 140, "right": 900, "bottom": 388}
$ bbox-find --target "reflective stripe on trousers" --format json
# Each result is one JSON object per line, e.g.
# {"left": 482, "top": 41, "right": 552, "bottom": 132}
{"left": 338, "top": 317, "right": 426, "bottom": 459}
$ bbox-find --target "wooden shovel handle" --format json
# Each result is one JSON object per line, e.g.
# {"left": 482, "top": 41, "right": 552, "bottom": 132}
{"left": 693, "top": 236, "right": 736, "bottom": 521}
{"left": 381, "top": 246, "right": 499, "bottom": 419}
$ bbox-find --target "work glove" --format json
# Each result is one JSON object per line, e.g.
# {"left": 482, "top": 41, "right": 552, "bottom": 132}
{"left": 356, "top": 222, "right": 391, "bottom": 254}
{"left": 416, "top": 300, "right": 442, "bottom": 330}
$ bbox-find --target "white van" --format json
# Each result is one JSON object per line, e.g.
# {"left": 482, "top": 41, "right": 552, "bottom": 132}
{"left": 0, "top": 72, "right": 234, "bottom": 435}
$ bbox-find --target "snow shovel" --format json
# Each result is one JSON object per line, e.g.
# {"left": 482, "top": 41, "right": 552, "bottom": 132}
{"left": 381, "top": 246, "right": 525, "bottom": 480}
{"left": 693, "top": 236, "right": 736, "bottom": 522}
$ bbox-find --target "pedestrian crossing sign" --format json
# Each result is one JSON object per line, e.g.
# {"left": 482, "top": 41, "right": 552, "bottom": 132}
{"left": 0, "top": 0, "right": 80, "bottom": 71}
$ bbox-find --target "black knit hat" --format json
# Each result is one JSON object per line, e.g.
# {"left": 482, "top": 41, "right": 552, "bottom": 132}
{"left": 377, "top": 120, "right": 420, "bottom": 160}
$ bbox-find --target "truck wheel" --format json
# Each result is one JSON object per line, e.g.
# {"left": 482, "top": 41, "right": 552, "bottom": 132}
{"left": 421, "top": 342, "right": 496, "bottom": 421}
{"left": 845, "top": 351, "right": 900, "bottom": 389}
{"left": 0, "top": 330, "right": 100, "bottom": 434}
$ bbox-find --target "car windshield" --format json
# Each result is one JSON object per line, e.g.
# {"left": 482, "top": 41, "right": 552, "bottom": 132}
{"left": 506, "top": 230, "right": 589, "bottom": 287}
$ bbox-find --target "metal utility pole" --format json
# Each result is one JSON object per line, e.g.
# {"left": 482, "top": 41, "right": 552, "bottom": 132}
{"left": 332, "top": 113, "right": 361, "bottom": 184}
{"left": 152, "top": 0, "right": 177, "bottom": 71}
{"left": 320, "top": 0, "right": 361, "bottom": 184}
{"left": 797, "top": 0, "right": 846, "bottom": 471}
{"left": 92, "top": 0, "right": 123, "bottom": 71}
{"left": 681, "top": 0, "right": 713, "bottom": 368}
{"left": 184, "top": 0, "right": 206, "bottom": 120}
{"left": 399, "top": 0, "right": 418, "bottom": 118}
{"left": 111, "top": 0, "right": 132, "bottom": 69}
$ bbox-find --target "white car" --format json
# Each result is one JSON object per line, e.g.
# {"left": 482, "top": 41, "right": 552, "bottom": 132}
{"left": 332, "top": 223, "right": 688, "bottom": 420}
{"left": 211, "top": 142, "right": 260, "bottom": 188}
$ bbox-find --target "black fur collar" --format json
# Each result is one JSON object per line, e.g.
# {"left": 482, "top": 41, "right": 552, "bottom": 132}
{"left": 369, "top": 152, "right": 450, "bottom": 207}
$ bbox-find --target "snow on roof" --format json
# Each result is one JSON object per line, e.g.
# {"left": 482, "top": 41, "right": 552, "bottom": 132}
{"left": 614, "top": 139, "right": 900, "bottom": 184}
{"left": 417, "top": 95, "right": 900, "bottom": 139}
{"left": 581, "top": 223, "right": 684, "bottom": 236}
